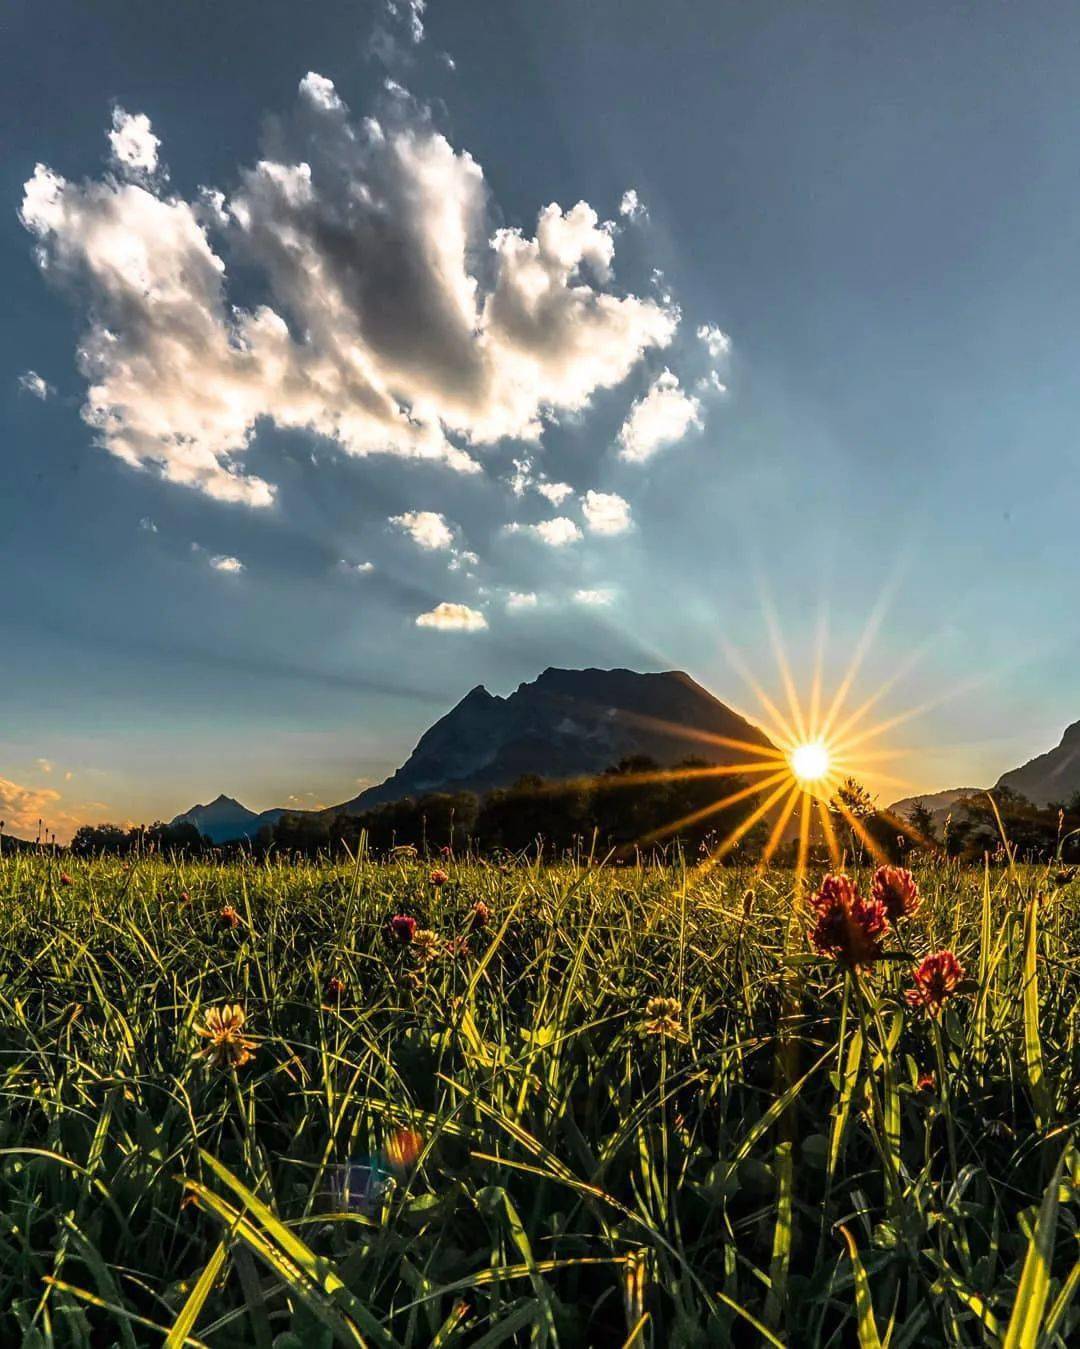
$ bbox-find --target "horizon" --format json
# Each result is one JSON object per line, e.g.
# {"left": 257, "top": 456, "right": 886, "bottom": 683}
{"left": 6, "top": 0, "right": 1080, "bottom": 839}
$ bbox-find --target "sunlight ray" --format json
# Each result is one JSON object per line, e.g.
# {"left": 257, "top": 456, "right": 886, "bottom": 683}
{"left": 637, "top": 767, "right": 792, "bottom": 847}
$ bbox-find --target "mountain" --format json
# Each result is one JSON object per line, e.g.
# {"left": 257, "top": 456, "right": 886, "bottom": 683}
{"left": 887, "top": 787, "right": 985, "bottom": 831}
{"left": 887, "top": 719, "right": 1080, "bottom": 823}
{"left": 996, "top": 720, "right": 1080, "bottom": 807}
{"left": 336, "top": 666, "right": 777, "bottom": 813}
{"left": 170, "top": 794, "right": 280, "bottom": 844}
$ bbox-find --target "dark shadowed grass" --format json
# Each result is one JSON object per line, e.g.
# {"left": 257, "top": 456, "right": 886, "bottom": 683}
{"left": 0, "top": 850, "right": 1077, "bottom": 1346}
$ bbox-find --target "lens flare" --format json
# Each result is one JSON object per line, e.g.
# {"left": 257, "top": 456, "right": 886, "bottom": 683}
{"left": 791, "top": 741, "right": 830, "bottom": 783}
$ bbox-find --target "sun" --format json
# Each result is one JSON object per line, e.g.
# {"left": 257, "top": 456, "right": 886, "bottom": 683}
{"left": 791, "top": 740, "right": 830, "bottom": 784}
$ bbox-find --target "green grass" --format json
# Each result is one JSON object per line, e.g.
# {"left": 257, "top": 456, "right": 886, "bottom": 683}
{"left": 0, "top": 850, "right": 1078, "bottom": 1346}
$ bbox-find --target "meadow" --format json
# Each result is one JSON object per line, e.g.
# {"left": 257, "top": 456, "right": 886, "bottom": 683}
{"left": 0, "top": 849, "right": 1077, "bottom": 1347}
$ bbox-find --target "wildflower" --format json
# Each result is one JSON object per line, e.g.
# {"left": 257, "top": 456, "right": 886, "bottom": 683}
{"left": 429, "top": 868, "right": 449, "bottom": 886}
{"left": 906, "top": 950, "right": 964, "bottom": 1016}
{"left": 389, "top": 914, "right": 417, "bottom": 944}
{"left": 59, "top": 872, "right": 74, "bottom": 886}
{"left": 444, "top": 935, "right": 471, "bottom": 960}
{"left": 440, "top": 844, "right": 452, "bottom": 859}
{"left": 643, "top": 996, "right": 683, "bottom": 1039}
{"left": 383, "top": 1127, "right": 424, "bottom": 1172}
{"left": 326, "top": 975, "right": 347, "bottom": 999}
{"left": 411, "top": 928, "right": 440, "bottom": 962}
{"left": 916, "top": 1070, "right": 936, "bottom": 1093}
{"left": 196, "top": 1004, "right": 256, "bottom": 1069}
{"left": 179, "top": 890, "right": 190, "bottom": 905}
{"left": 469, "top": 900, "right": 491, "bottom": 931}
{"left": 870, "top": 865, "right": 920, "bottom": 923}
{"left": 219, "top": 904, "right": 241, "bottom": 930}
{"left": 808, "top": 874, "right": 886, "bottom": 968}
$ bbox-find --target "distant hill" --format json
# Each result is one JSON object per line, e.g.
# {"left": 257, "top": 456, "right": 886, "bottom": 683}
{"left": 336, "top": 666, "right": 777, "bottom": 813}
{"left": 887, "top": 787, "right": 985, "bottom": 831}
{"left": 995, "top": 720, "right": 1080, "bottom": 807}
{"left": 170, "top": 794, "right": 284, "bottom": 844}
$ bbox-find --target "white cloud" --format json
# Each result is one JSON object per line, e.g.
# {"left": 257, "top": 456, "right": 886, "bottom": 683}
{"left": 508, "top": 516, "right": 582, "bottom": 546}
{"left": 390, "top": 509, "right": 455, "bottom": 550}
{"left": 448, "top": 548, "right": 479, "bottom": 570}
{"left": 209, "top": 554, "right": 244, "bottom": 573}
{"left": 582, "top": 489, "right": 632, "bottom": 536}
{"left": 617, "top": 368, "right": 702, "bottom": 463}
{"left": 509, "top": 456, "right": 573, "bottom": 505}
{"left": 506, "top": 591, "right": 538, "bottom": 610}
{"left": 415, "top": 601, "right": 487, "bottom": 631}
{"left": 336, "top": 558, "right": 375, "bottom": 575}
{"left": 108, "top": 107, "right": 161, "bottom": 176}
{"left": 36, "top": 758, "right": 54, "bottom": 774}
{"left": 536, "top": 480, "right": 573, "bottom": 505}
{"left": 139, "top": 516, "right": 158, "bottom": 533}
{"left": 696, "top": 370, "right": 728, "bottom": 395}
{"left": 298, "top": 72, "right": 344, "bottom": 113}
{"left": 574, "top": 587, "right": 615, "bottom": 606}
{"left": 21, "top": 80, "right": 677, "bottom": 508}
{"left": 18, "top": 370, "right": 52, "bottom": 400}
{"left": 619, "top": 188, "right": 647, "bottom": 222}
{"left": 696, "top": 323, "right": 732, "bottom": 360}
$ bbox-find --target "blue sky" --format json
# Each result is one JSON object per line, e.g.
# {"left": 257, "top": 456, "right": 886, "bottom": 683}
{"left": 4, "top": 0, "right": 1080, "bottom": 838}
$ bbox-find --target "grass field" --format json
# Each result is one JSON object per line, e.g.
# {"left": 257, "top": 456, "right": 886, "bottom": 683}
{"left": 0, "top": 850, "right": 1077, "bottom": 1346}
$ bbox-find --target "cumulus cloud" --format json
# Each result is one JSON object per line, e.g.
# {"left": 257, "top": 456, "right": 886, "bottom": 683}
{"left": 336, "top": 558, "right": 375, "bottom": 575}
{"left": 536, "top": 480, "right": 573, "bottom": 505}
{"left": 0, "top": 775, "right": 62, "bottom": 838}
{"left": 108, "top": 107, "right": 161, "bottom": 176}
{"left": 507, "top": 516, "right": 582, "bottom": 546}
{"left": 506, "top": 590, "right": 538, "bottom": 610}
{"left": 696, "top": 323, "right": 732, "bottom": 360}
{"left": 209, "top": 554, "right": 244, "bottom": 573}
{"left": 415, "top": 601, "right": 487, "bottom": 631}
{"left": 618, "top": 368, "right": 702, "bottom": 463}
{"left": 18, "top": 370, "right": 52, "bottom": 400}
{"left": 21, "top": 79, "right": 676, "bottom": 508}
{"left": 390, "top": 509, "right": 455, "bottom": 550}
{"left": 619, "top": 188, "right": 647, "bottom": 222}
{"left": 574, "top": 587, "right": 615, "bottom": 606}
{"left": 581, "top": 489, "right": 632, "bottom": 536}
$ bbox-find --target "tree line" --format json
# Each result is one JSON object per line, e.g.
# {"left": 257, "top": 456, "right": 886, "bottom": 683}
{"left": 61, "top": 766, "right": 1080, "bottom": 864}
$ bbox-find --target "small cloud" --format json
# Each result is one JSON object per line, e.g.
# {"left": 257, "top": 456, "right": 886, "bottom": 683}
{"left": 536, "top": 481, "right": 573, "bottom": 506}
{"left": 209, "top": 554, "right": 244, "bottom": 574}
{"left": 415, "top": 601, "right": 487, "bottom": 631}
{"left": 574, "top": 588, "right": 615, "bottom": 606}
{"left": 64, "top": 771, "right": 74, "bottom": 782}
{"left": 299, "top": 71, "right": 345, "bottom": 113}
{"left": 448, "top": 549, "right": 479, "bottom": 571}
{"left": 108, "top": 107, "right": 161, "bottom": 176}
{"left": 696, "top": 323, "right": 732, "bottom": 361}
{"left": 618, "top": 369, "right": 702, "bottom": 464}
{"left": 696, "top": 371, "right": 728, "bottom": 395}
{"left": 506, "top": 591, "right": 538, "bottom": 610}
{"left": 36, "top": 758, "right": 54, "bottom": 774}
{"left": 18, "top": 370, "right": 52, "bottom": 400}
{"left": 139, "top": 516, "right": 158, "bottom": 533}
{"left": 336, "top": 558, "right": 375, "bottom": 575}
{"left": 507, "top": 517, "right": 583, "bottom": 547}
{"left": 619, "top": 188, "right": 648, "bottom": 222}
{"left": 390, "top": 510, "right": 455, "bottom": 550}
{"left": 439, "top": 52, "right": 456, "bottom": 71}
{"left": 582, "top": 489, "right": 632, "bottom": 536}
